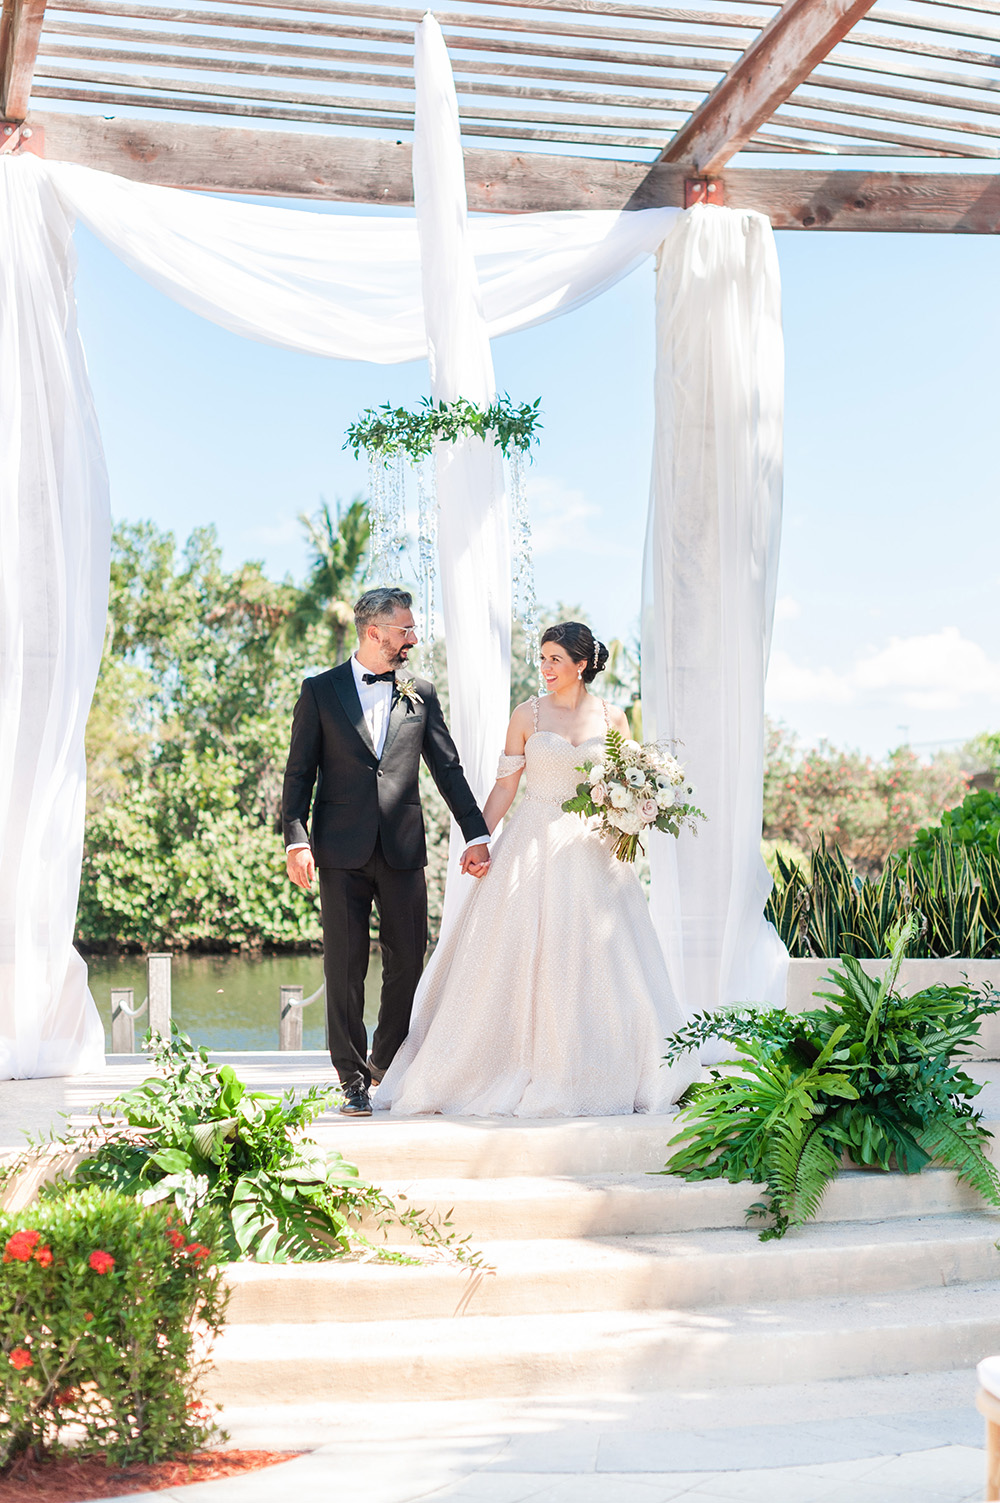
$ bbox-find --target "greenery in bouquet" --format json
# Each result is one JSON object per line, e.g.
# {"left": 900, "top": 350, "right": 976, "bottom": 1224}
{"left": 562, "top": 728, "right": 705, "bottom": 862}
{"left": 658, "top": 919, "right": 1000, "bottom": 1240}
{"left": 7, "top": 1028, "right": 486, "bottom": 1271}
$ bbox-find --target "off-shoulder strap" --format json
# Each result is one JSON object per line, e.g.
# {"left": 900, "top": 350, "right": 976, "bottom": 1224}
{"left": 602, "top": 698, "right": 611, "bottom": 728}
{"left": 497, "top": 752, "right": 526, "bottom": 779}
{"left": 531, "top": 695, "right": 539, "bottom": 731}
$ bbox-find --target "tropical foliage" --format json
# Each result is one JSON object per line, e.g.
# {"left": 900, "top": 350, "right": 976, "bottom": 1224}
{"left": 16, "top": 1029, "right": 486, "bottom": 1269}
{"left": 766, "top": 836, "right": 1000, "bottom": 958}
{"left": 910, "top": 788, "right": 1000, "bottom": 866}
{"left": 0, "top": 1189, "right": 226, "bottom": 1467}
{"left": 660, "top": 922, "right": 1000, "bottom": 1240}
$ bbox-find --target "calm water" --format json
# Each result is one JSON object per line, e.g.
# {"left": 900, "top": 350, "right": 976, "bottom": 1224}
{"left": 86, "top": 952, "right": 383, "bottom": 1053}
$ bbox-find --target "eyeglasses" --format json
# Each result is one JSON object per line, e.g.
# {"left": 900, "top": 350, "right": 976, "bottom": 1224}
{"left": 382, "top": 623, "right": 418, "bottom": 640}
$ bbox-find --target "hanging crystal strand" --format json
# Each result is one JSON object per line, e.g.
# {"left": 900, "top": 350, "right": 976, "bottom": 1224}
{"left": 367, "top": 452, "right": 389, "bottom": 583}
{"left": 381, "top": 450, "right": 406, "bottom": 585}
{"left": 415, "top": 454, "right": 438, "bottom": 675}
{"left": 508, "top": 446, "right": 540, "bottom": 686}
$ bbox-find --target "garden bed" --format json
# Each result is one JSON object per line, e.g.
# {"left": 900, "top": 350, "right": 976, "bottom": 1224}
{"left": 0, "top": 1449, "right": 300, "bottom": 1501}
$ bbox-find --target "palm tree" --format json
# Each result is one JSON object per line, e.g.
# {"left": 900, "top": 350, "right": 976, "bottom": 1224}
{"left": 282, "top": 498, "right": 370, "bottom": 662}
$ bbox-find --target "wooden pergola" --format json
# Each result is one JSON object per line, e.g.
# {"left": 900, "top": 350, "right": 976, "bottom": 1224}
{"left": 2, "top": 0, "right": 999, "bottom": 228}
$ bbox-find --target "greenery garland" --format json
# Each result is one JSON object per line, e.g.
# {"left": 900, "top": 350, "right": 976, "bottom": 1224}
{"left": 345, "top": 394, "right": 542, "bottom": 461}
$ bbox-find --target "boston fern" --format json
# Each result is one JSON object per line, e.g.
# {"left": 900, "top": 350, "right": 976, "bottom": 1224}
{"left": 17, "top": 1029, "right": 485, "bottom": 1269}
{"left": 660, "top": 920, "right": 1000, "bottom": 1240}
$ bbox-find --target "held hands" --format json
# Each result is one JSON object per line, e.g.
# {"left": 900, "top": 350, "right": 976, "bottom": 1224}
{"left": 460, "top": 843, "right": 491, "bottom": 880}
{"left": 286, "top": 847, "right": 316, "bottom": 891}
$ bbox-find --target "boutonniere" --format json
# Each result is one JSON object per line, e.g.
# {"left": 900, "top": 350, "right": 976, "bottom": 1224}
{"left": 394, "top": 679, "right": 424, "bottom": 711}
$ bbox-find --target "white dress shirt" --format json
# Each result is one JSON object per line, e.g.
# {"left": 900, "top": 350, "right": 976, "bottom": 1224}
{"left": 286, "top": 655, "right": 489, "bottom": 857}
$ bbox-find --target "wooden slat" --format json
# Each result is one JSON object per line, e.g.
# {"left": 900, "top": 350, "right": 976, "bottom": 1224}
{"left": 792, "top": 84, "right": 1000, "bottom": 134}
{"left": 813, "top": 62, "right": 1000, "bottom": 112}
{"left": 2, "top": 0, "right": 46, "bottom": 116}
{"left": 36, "top": 42, "right": 706, "bottom": 110}
{"left": 825, "top": 46, "right": 1000, "bottom": 96}
{"left": 868, "top": 5, "right": 1000, "bottom": 45}
{"left": 27, "top": 110, "right": 1000, "bottom": 226}
{"left": 33, "top": 60, "right": 691, "bottom": 130}
{"left": 43, "top": 3, "right": 744, "bottom": 76}
{"left": 46, "top": 0, "right": 760, "bottom": 51}
{"left": 29, "top": 86, "right": 675, "bottom": 145}
{"left": 846, "top": 26, "right": 1000, "bottom": 67}
{"left": 662, "top": 0, "right": 880, "bottom": 171}
{"left": 771, "top": 103, "right": 990, "bottom": 152}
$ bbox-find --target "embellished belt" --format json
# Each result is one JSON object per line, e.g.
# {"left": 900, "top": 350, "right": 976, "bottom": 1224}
{"left": 524, "top": 789, "right": 565, "bottom": 808}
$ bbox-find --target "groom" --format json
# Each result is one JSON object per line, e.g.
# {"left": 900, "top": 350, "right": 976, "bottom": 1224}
{"left": 282, "top": 587, "right": 491, "bottom": 1116}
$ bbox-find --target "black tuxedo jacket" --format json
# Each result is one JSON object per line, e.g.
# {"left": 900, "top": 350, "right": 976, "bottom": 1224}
{"left": 281, "top": 661, "right": 489, "bottom": 871}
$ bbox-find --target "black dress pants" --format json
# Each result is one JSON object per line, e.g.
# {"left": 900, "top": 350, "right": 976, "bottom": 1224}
{"left": 318, "top": 835, "right": 428, "bottom": 1089}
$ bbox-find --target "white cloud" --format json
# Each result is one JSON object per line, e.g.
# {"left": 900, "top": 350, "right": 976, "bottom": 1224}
{"left": 526, "top": 475, "right": 624, "bottom": 557}
{"left": 766, "top": 627, "right": 1000, "bottom": 712}
{"left": 773, "top": 595, "right": 801, "bottom": 622}
{"left": 241, "top": 514, "right": 302, "bottom": 549}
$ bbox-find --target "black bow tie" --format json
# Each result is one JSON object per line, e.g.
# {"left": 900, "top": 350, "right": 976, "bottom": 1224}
{"left": 362, "top": 670, "right": 395, "bottom": 685}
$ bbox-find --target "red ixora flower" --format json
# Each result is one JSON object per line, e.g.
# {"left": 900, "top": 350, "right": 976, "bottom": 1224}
{"left": 54, "top": 1388, "right": 76, "bottom": 1408}
{"left": 10, "top": 1347, "right": 33, "bottom": 1370}
{"left": 3, "top": 1230, "right": 40, "bottom": 1263}
{"left": 185, "top": 1244, "right": 212, "bottom": 1263}
{"left": 88, "top": 1250, "right": 115, "bottom": 1275}
{"left": 33, "top": 1244, "right": 53, "bottom": 1268}
{"left": 83, "top": 1312, "right": 94, "bottom": 1322}
{"left": 166, "top": 1228, "right": 186, "bottom": 1250}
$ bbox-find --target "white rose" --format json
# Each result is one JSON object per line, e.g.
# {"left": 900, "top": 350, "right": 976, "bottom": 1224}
{"left": 616, "top": 810, "right": 642, "bottom": 836}
{"left": 591, "top": 782, "right": 608, "bottom": 807}
{"left": 656, "top": 789, "right": 674, "bottom": 810}
{"left": 626, "top": 767, "right": 645, "bottom": 789}
{"left": 588, "top": 764, "right": 606, "bottom": 786}
{"left": 609, "top": 784, "right": 630, "bottom": 810}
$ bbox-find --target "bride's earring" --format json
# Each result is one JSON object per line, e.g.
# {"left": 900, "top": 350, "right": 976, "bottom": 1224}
{"left": 577, "top": 669, "right": 583, "bottom": 680}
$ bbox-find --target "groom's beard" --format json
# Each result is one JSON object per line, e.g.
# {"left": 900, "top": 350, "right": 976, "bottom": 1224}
{"left": 387, "top": 644, "right": 412, "bottom": 670}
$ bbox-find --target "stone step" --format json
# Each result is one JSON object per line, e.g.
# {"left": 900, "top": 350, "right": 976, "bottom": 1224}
{"left": 223, "top": 1211, "right": 1000, "bottom": 1324}
{"left": 362, "top": 1166, "right": 994, "bottom": 1241}
{"left": 314, "top": 1112, "right": 681, "bottom": 1181}
{"left": 203, "top": 1279, "right": 1000, "bottom": 1404}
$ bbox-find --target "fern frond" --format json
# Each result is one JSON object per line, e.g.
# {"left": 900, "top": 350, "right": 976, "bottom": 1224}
{"left": 915, "top": 1112, "right": 1000, "bottom": 1208}
{"left": 766, "top": 1116, "right": 841, "bottom": 1230}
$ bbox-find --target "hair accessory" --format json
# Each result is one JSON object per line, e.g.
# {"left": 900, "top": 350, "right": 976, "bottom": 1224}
{"left": 592, "top": 642, "right": 600, "bottom": 668}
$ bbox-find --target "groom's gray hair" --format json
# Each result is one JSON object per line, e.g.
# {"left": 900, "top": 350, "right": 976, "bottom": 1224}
{"left": 354, "top": 587, "right": 413, "bottom": 637}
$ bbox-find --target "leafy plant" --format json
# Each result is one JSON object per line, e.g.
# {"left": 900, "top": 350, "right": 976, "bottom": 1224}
{"left": 911, "top": 788, "right": 1000, "bottom": 864}
{"left": 660, "top": 920, "right": 1000, "bottom": 1239}
{"left": 765, "top": 834, "right": 1000, "bottom": 958}
{"left": 16, "top": 1029, "right": 487, "bottom": 1271}
{"left": 0, "top": 1189, "right": 226, "bottom": 1468}
{"left": 345, "top": 394, "right": 542, "bottom": 461}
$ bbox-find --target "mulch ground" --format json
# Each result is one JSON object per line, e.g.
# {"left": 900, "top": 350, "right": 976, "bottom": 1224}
{"left": 0, "top": 1450, "right": 302, "bottom": 1501}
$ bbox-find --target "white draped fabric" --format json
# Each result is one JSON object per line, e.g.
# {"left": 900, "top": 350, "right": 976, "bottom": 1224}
{"left": 0, "top": 87, "right": 786, "bottom": 1077}
{"left": 413, "top": 14, "right": 510, "bottom": 933}
{"left": 641, "top": 206, "right": 788, "bottom": 1024}
{"left": 0, "top": 158, "right": 109, "bottom": 1079}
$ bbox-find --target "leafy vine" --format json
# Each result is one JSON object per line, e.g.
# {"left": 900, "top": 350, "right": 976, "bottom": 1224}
{"left": 345, "top": 394, "right": 542, "bottom": 462}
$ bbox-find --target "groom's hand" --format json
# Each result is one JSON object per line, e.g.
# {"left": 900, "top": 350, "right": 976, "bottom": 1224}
{"left": 460, "top": 843, "right": 491, "bottom": 879}
{"left": 286, "top": 847, "right": 316, "bottom": 890}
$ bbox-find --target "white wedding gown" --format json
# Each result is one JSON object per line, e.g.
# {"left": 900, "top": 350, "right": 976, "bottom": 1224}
{"left": 375, "top": 716, "right": 699, "bottom": 1117}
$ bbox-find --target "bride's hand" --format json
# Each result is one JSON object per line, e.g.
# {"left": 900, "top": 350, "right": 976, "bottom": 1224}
{"left": 461, "top": 843, "right": 491, "bottom": 879}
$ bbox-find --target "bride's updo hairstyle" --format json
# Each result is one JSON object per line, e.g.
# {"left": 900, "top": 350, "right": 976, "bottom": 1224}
{"left": 541, "top": 622, "right": 609, "bottom": 684}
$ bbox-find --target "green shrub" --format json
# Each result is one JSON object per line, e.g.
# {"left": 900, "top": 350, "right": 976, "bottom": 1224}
{"left": 911, "top": 788, "right": 1000, "bottom": 864}
{"left": 0, "top": 1188, "right": 226, "bottom": 1468}
{"left": 660, "top": 921, "right": 1000, "bottom": 1240}
{"left": 20, "top": 1029, "right": 485, "bottom": 1270}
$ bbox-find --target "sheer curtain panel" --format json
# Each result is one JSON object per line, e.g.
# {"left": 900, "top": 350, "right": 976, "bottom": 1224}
{"left": 0, "top": 157, "right": 108, "bottom": 1079}
{"left": 641, "top": 205, "right": 789, "bottom": 1031}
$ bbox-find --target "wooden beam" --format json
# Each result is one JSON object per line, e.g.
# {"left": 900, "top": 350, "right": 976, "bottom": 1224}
{"left": 28, "top": 111, "right": 1000, "bottom": 230}
{"left": 662, "top": 0, "right": 878, "bottom": 173}
{"left": 1, "top": 0, "right": 46, "bottom": 118}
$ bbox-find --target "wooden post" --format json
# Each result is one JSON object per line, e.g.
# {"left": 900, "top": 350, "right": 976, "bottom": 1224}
{"left": 977, "top": 1387, "right": 1000, "bottom": 1501}
{"left": 146, "top": 953, "right": 172, "bottom": 1039}
{"left": 110, "top": 989, "right": 135, "bottom": 1054}
{"left": 279, "top": 985, "right": 303, "bottom": 1051}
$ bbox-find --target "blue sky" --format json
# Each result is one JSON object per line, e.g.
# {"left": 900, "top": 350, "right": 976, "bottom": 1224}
{"left": 72, "top": 205, "right": 1000, "bottom": 760}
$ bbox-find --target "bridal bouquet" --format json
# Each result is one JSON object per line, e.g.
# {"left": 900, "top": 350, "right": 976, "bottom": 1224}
{"left": 562, "top": 728, "right": 706, "bottom": 863}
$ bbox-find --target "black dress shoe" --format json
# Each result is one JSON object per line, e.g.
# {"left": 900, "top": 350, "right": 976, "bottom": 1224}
{"left": 339, "top": 1085, "right": 372, "bottom": 1116}
{"left": 367, "top": 1054, "right": 385, "bottom": 1086}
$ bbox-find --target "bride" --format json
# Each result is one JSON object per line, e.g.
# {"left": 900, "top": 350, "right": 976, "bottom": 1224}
{"left": 375, "top": 621, "right": 698, "bottom": 1117}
